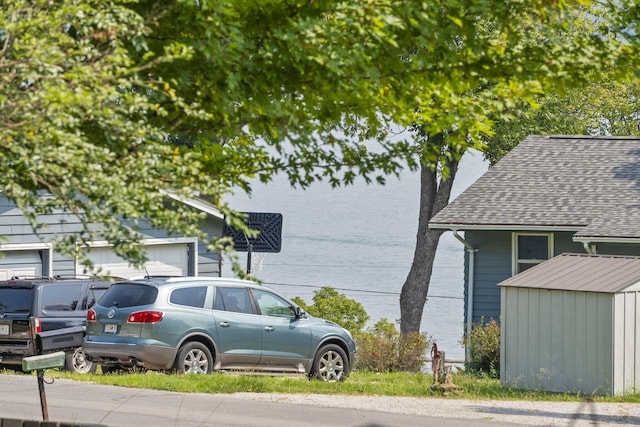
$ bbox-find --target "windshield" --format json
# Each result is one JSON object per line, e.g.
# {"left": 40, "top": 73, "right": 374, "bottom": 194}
{"left": 98, "top": 283, "right": 158, "bottom": 308}
{"left": 0, "top": 288, "right": 33, "bottom": 313}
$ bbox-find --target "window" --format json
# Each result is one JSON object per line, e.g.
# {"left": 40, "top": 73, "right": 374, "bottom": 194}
{"left": 42, "top": 284, "right": 83, "bottom": 312}
{"left": 215, "top": 287, "right": 255, "bottom": 314}
{"left": 253, "top": 289, "right": 295, "bottom": 318}
{"left": 98, "top": 284, "right": 158, "bottom": 308}
{"left": 0, "top": 288, "right": 33, "bottom": 313}
{"left": 85, "top": 287, "right": 110, "bottom": 309}
{"left": 170, "top": 286, "right": 207, "bottom": 308}
{"left": 513, "top": 233, "right": 553, "bottom": 274}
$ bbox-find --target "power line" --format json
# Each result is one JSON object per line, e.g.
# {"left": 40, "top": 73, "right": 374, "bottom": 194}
{"left": 260, "top": 262, "right": 461, "bottom": 270}
{"left": 263, "top": 281, "right": 463, "bottom": 300}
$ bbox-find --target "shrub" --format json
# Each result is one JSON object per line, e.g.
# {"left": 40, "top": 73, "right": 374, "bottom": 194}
{"left": 291, "top": 286, "right": 369, "bottom": 334}
{"left": 355, "top": 318, "right": 430, "bottom": 373}
{"left": 464, "top": 318, "right": 500, "bottom": 377}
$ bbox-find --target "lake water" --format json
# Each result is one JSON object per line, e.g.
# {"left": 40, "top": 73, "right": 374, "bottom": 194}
{"left": 223, "top": 150, "right": 488, "bottom": 359}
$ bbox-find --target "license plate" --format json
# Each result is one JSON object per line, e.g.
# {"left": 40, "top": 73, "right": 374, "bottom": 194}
{"left": 0, "top": 324, "right": 9, "bottom": 336}
{"left": 104, "top": 324, "right": 118, "bottom": 334}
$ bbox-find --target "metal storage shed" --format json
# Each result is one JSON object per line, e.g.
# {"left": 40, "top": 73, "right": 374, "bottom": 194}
{"left": 499, "top": 253, "right": 640, "bottom": 396}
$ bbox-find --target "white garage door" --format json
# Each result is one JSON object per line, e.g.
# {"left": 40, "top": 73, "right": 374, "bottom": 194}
{"left": 0, "top": 251, "right": 43, "bottom": 280}
{"left": 85, "top": 244, "right": 189, "bottom": 279}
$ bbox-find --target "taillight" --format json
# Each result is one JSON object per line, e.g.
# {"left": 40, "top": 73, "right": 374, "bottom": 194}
{"left": 127, "top": 311, "right": 164, "bottom": 323}
{"left": 87, "top": 308, "right": 96, "bottom": 322}
{"left": 34, "top": 317, "right": 41, "bottom": 334}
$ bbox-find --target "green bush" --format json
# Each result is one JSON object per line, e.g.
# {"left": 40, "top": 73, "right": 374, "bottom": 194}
{"left": 291, "top": 286, "right": 369, "bottom": 333}
{"left": 354, "top": 318, "right": 429, "bottom": 373}
{"left": 464, "top": 318, "right": 500, "bottom": 377}
{"left": 292, "top": 288, "right": 429, "bottom": 373}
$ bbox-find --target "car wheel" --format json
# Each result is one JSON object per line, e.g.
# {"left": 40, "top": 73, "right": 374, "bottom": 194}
{"left": 173, "top": 342, "right": 213, "bottom": 374}
{"left": 311, "top": 344, "right": 348, "bottom": 382}
{"left": 65, "top": 347, "right": 97, "bottom": 374}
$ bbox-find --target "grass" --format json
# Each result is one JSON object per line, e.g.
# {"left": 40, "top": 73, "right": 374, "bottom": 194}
{"left": 4, "top": 368, "right": 640, "bottom": 403}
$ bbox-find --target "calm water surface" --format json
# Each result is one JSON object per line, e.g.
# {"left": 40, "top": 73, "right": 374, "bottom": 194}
{"left": 224, "top": 151, "right": 488, "bottom": 359}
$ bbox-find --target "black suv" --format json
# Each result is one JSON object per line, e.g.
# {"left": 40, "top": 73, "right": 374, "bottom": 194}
{"left": 0, "top": 276, "right": 112, "bottom": 374}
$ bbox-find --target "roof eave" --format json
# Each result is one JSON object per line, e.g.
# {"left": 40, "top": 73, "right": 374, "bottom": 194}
{"left": 573, "top": 236, "right": 640, "bottom": 244}
{"left": 428, "top": 223, "right": 583, "bottom": 232}
{"left": 165, "top": 192, "right": 224, "bottom": 219}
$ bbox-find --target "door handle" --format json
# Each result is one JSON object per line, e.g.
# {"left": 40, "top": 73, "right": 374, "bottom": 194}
{"left": 219, "top": 322, "right": 230, "bottom": 328}
{"left": 264, "top": 326, "right": 274, "bottom": 332}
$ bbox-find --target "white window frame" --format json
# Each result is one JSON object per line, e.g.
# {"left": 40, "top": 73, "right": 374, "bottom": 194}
{"left": 512, "top": 232, "right": 554, "bottom": 275}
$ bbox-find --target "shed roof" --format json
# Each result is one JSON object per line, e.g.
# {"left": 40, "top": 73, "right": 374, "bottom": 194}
{"left": 497, "top": 253, "right": 640, "bottom": 293}
{"left": 429, "top": 135, "right": 640, "bottom": 239}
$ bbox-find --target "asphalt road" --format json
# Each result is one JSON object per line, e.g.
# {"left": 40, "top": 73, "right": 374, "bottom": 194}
{"left": 0, "top": 374, "right": 639, "bottom": 427}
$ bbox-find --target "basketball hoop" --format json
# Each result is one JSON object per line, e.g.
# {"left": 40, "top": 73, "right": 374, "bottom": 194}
{"left": 250, "top": 253, "right": 267, "bottom": 274}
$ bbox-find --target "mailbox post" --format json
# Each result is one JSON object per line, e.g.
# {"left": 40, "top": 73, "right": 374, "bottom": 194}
{"left": 22, "top": 351, "right": 66, "bottom": 421}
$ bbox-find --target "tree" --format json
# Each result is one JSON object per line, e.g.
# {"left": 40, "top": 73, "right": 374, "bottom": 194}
{"left": 0, "top": 0, "right": 241, "bottom": 266}
{"left": 291, "top": 287, "right": 369, "bottom": 334}
{"left": 485, "top": 75, "right": 640, "bottom": 165}
{"left": 125, "top": 1, "right": 635, "bottom": 334}
{"left": 398, "top": 3, "right": 637, "bottom": 333}
{"left": 1, "top": 1, "right": 636, "bottom": 331}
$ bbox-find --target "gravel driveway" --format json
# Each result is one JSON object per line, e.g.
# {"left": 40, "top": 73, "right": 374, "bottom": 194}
{"left": 237, "top": 393, "right": 640, "bottom": 426}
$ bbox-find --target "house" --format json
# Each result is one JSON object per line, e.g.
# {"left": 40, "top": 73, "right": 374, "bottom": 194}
{"left": 429, "top": 135, "right": 640, "bottom": 335}
{"left": 0, "top": 192, "right": 224, "bottom": 279}
{"left": 499, "top": 252, "right": 640, "bottom": 395}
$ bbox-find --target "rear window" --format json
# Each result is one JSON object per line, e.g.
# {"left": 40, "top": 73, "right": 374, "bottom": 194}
{"left": 0, "top": 287, "right": 33, "bottom": 313}
{"left": 98, "top": 283, "right": 158, "bottom": 308}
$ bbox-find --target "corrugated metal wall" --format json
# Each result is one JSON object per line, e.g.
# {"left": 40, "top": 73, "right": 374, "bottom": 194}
{"left": 613, "top": 291, "right": 640, "bottom": 394}
{"left": 501, "top": 287, "right": 614, "bottom": 395}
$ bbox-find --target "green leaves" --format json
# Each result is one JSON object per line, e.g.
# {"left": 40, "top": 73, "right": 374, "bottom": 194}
{"left": 1, "top": 0, "right": 636, "bottom": 268}
{"left": 0, "top": 0, "right": 215, "bottom": 267}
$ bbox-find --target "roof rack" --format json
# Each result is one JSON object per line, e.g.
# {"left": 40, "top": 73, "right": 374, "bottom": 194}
{"left": 5, "top": 275, "right": 120, "bottom": 282}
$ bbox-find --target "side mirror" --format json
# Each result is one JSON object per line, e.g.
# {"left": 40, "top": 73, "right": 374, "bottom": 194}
{"left": 294, "top": 306, "right": 306, "bottom": 318}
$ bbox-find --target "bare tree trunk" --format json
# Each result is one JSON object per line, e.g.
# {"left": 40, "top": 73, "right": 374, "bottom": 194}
{"left": 399, "top": 152, "right": 459, "bottom": 334}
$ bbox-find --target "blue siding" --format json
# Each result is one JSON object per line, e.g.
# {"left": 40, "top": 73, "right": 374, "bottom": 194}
{"left": 554, "top": 232, "right": 584, "bottom": 255}
{"left": 463, "top": 230, "right": 587, "bottom": 325}
{"left": 595, "top": 243, "right": 640, "bottom": 256}
{"left": 465, "top": 230, "right": 511, "bottom": 325}
{"left": 52, "top": 252, "right": 77, "bottom": 276}
{"left": 0, "top": 194, "right": 222, "bottom": 277}
{"left": 196, "top": 216, "right": 222, "bottom": 276}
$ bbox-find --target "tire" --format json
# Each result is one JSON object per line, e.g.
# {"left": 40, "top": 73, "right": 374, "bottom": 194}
{"left": 173, "top": 342, "right": 213, "bottom": 374}
{"left": 310, "top": 344, "right": 349, "bottom": 382}
{"left": 65, "top": 347, "right": 97, "bottom": 374}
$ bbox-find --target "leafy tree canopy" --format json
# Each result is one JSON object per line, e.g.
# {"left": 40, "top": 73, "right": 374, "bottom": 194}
{"left": 485, "top": 75, "right": 640, "bottom": 164}
{"left": 0, "top": 0, "right": 635, "bottom": 266}
{"left": 291, "top": 286, "right": 369, "bottom": 333}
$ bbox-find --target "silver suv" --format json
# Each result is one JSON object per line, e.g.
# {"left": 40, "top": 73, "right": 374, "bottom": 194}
{"left": 83, "top": 277, "right": 356, "bottom": 381}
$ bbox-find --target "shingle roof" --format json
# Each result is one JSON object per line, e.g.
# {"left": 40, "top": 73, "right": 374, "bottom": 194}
{"left": 429, "top": 135, "right": 640, "bottom": 239}
{"left": 497, "top": 253, "right": 640, "bottom": 293}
